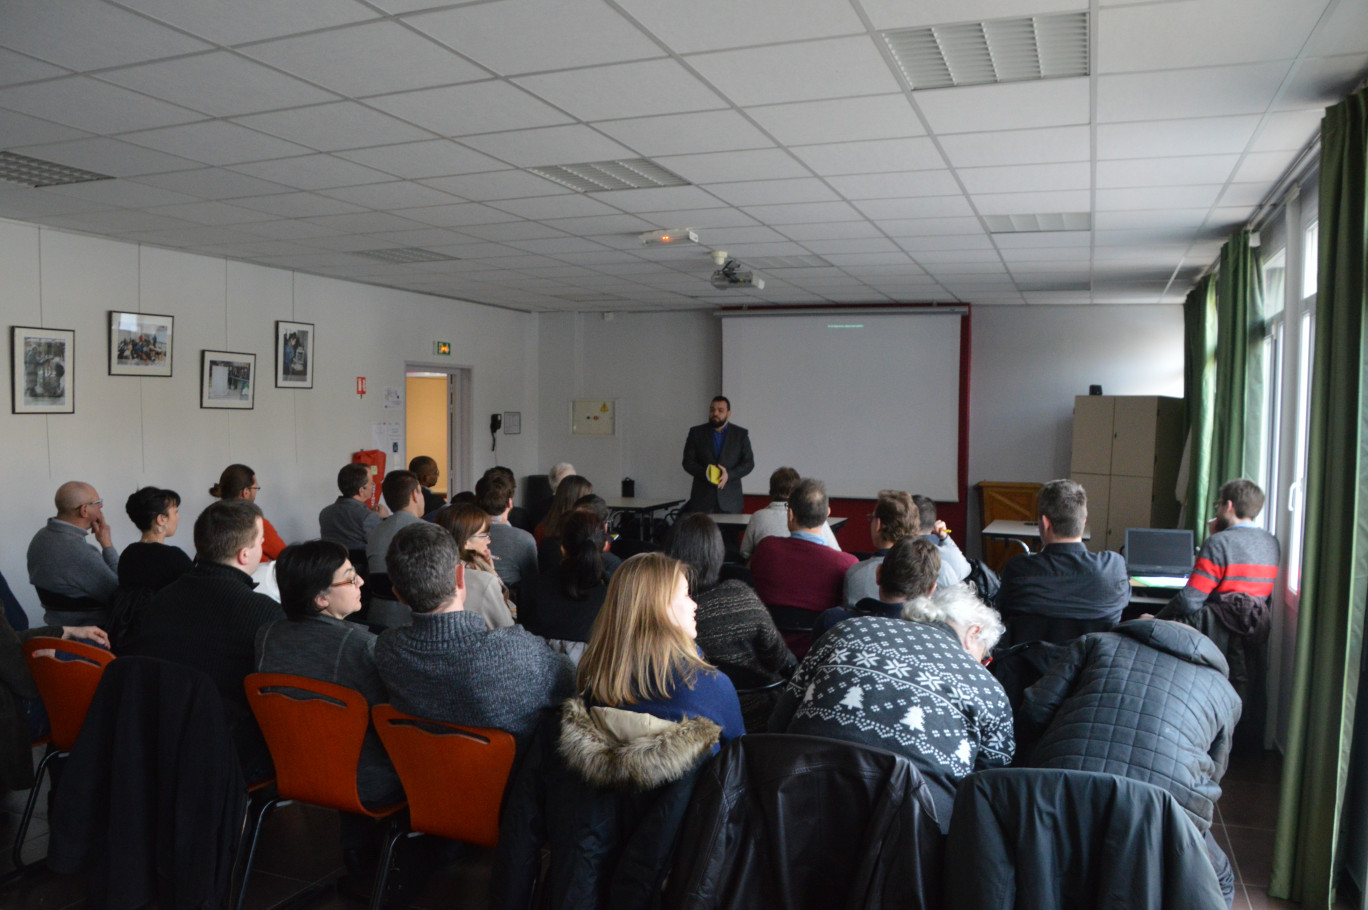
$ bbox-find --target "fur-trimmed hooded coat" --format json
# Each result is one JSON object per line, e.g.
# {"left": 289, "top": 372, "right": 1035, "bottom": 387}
{"left": 492, "top": 698, "right": 720, "bottom": 910}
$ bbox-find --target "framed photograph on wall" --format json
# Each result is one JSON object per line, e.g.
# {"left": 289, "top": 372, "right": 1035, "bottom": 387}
{"left": 275, "top": 320, "right": 313, "bottom": 388}
{"left": 11, "top": 326, "right": 75, "bottom": 414}
{"left": 109, "top": 311, "right": 173, "bottom": 377}
{"left": 201, "top": 350, "right": 256, "bottom": 409}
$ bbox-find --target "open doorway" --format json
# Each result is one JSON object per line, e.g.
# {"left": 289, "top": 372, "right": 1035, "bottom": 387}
{"left": 405, "top": 365, "right": 472, "bottom": 499}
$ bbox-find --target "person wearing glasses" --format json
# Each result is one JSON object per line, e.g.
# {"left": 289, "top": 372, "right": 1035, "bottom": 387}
{"left": 433, "top": 503, "right": 515, "bottom": 629}
{"left": 319, "top": 463, "right": 385, "bottom": 553}
{"left": 210, "top": 463, "right": 286, "bottom": 561}
{"left": 27, "top": 481, "right": 120, "bottom": 625}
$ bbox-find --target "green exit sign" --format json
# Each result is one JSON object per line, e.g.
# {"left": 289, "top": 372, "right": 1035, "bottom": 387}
{"left": 433, "top": 341, "right": 451, "bottom": 355}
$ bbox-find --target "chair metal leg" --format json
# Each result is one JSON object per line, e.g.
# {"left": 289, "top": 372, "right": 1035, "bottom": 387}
{"left": 367, "top": 820, "right": 408, "bottom": 910}
{"left": 11, "top": 748, "right": 60, "bottom": 872}
{"left": 232, "top": 797, "right": 281, "bottom": 910}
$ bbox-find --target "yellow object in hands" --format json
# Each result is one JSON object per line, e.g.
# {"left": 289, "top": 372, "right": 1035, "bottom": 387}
{"left": 706, "top": 464, "right": 722, "bottom": 485}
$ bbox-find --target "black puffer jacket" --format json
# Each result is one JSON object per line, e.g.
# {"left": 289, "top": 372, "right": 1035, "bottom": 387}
{"left": 1019, "top": 619, "right": 1240, "bottom": 832}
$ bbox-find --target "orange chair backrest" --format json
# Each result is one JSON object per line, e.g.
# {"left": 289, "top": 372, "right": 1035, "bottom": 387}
{"left": 244, "top": 673, "right": 375, "bottom": 815}
{"left": 22, "top": 637, "right": 115, "bottom": 751}
{"left": 372, "top": 704, "right": 516, "bottom": 848}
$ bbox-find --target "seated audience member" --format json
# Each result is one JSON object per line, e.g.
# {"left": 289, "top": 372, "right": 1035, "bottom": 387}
{"left": 521, "top": 510, "right": 611, "bottom": 665}
{"left": 750, "top": 479, "right": 858, "bottom": 643}
{"left": 1158, "top": 478, "right": 1280, "bottom": 621}
{"left": 844, "top": 490, "right": 919, "bottom": 606}
{"left": 256, "top": 540, "right": 402, "bottom": 882}
{"left": 740, "top": 467, "right": 841, "bottom": 560}
{"left": 408, "top": 455, "right": 447, "bottom": 517}
{"left": 549, "top": 462, "right": 576, "bottom": 495}
{"left": 526, "top": 462, "right": 575, "bottom": 532}
{"left": 539, "top": 494, "right": 622, "bottom": 579}
{"left": 318, "top": 464, "right": 383, "bottom": 553}
{"left": 820, "top": 536, "right": 940, "bottom": 634}
{"left": 492, "top": 553, "right": 742, "bottom": 910}
{"left": 535, "top": 473, "right": 593, "bottom": 545}
{"left": 211, "top": 464, "right": 285, "bottom": 561}
{"left": 28, "top": 481, "right": 119, "bottom": 625}
{"left": 912, "top": 494, "right": 973, "bottom": 587}
{"left": 996, "top": 479, "right": 1128, "bottom": 644}
{"left": 374, "top": 522, "right": 574, "bottom": 741}
{"left": 123, "top": 500, "right": 284, "bottom": 780}
{"left": 432, "top": 503, "right": 515, "bottom": 629}
{"left": 364, "top": 470, "right": 426, "bottom": 629}
{"left": 119, "top": 487, "right": 192, "bottom": 591}
{"left": 475, "top": 470, "right": 538, "bottom": 594}
{"left": 1019, "top": 618, "right": 1241, "bottom": 904}
{"left": 769, "top": 585, "right": 1013, "bottom": 831}
{"left": 668, "top": 513, "right": 794, "bottom": 731}
{"left": 490, "top": 465, "right": 535, "bottom": 531}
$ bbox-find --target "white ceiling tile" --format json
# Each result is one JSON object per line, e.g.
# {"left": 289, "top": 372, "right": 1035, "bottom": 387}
{"left": 916, "top": 78, "right": 1090, "bottom": 134}
{"left": 43, "top": 178, "right": 200, "bottom": 208}
{"left": 1216, "top": 183, "right": 1268, "bottom": 208}
{"left": 1097, "top": 62, "right": 1292, "bottom": 122}
{"left": 1099, "top": 0, "right": 1322, "bottom": 73}
{"left": 0, "top": 77, "right": 202, "bottom": 134}
{"left": 0, "top": 0, "right": 212, "bottom": 70}
{"left": 10, "top": 136, "right": 199, "bottom": 178}
{"left": 111, "top": 0, "right": 381, "bottom": 46}
{"left": 1276, "top": 54, "right": 1368, "bottom": 111}
{"left": 972, "top": 190, "right": 1092, "bottom": 215}
{"left": 1304, "top": 0, "right": 1368, "bottom": 57}
{"left": 958, "top": 162, "right": 1090, "bottom": 195}
{"left": 488, "top": 194, "right": 620, "bottom": 220}
{"left": 700, "top": 179, "right": 838, "bottom": 206}
{"left": 40, "top": 209, "right": 194, "bottom": 233}
{"left": 229, "top": 155, "right": 394, "bottom": 191}
{"left": 900, "top": 233, "right": 994, "bottom": 251}
{"left": 542, "top": 213, "right": 656, "bottom": 235}
{"left": 655, "top": 149, "right": 810, "bottom": 184}
{"left": 686, "top": 37, "right": 903, "bottom": 107}
{"left": 880, "top": 217, "right": 984, "bottom": 236}
{"left": 1096, "top": 115, "right": 1263, "bottom": 159}
{"left": 99, "top": 53, "right": 338, "bottom": 119}
{"left": 421, "top": 170, "right": 569, "bottom": 201}
{"left": 823, "top": 252, "right": 916, "bottom": 267}
{"left": 914, "top": 248, "right": 1002, "bottom": 264}
{"left": 407, "top": 0, "right": 663, "bottom": 74}
{"left": 617, "top": 0, "right": 864, "bottom": 54}
{"left": 993, "top": 231, "right": 1090, "bottom": 249}
{"left": 458, "top": 125, "right": 636, "bottom": 168}
{"left": 778, "top": 222, "right": 885, "bottom": 241}
{"left": 233, "top": 102, "right": 434, "bottom": 152}
{"left": 1249, "top": 109, "right": 1324, "bottom": 153}
{"left": 320, "top": 181, "right": 462, "bottom": 209}
{"left": 366, "top": 82, "right": 572, "bottom": 138}
{"left": 1096, "top": 155, "right": 1242, "bottom": 188}
{"left": 505, "top": 236, "right": 609, "bottom": 255}
{"left": 854, "top": 195, "right": 975, "bottom": 219}
{"left": 232, "top": 192, "right": 368, "bottom": 218}
{"left": 337, "top": 140, "right": 506, "bottom": 180}
{"left": 0, "top": 47, "right": 69, "bottom": 85}
{"left": 230, "top": 220, "right": 345, "bottom": 241}
{"left": 634, "top": 206, "right": 757, "bottom": 228}
{"left": 740, "top": 201, "right": 864, "bottom": 225}
{"left": 391, "top": 202, "right": 519, "bottom": 228}
{"left": 801, "top": 238, "right": 902, "bottom": 255}
{"left": 135, "top": 167, "right": 292, "bottom": 199}
{"left": 122, "top": 121, "right": 312, "bottom": 166}
{"left": 582, "top": 185, "right": 724, "bottom": 214}
{"left": 142, "top": 200, "right": 272, "bottom": 226}
{"left": 1230, "top": 150, "right": 1301, "bottom": 184}
{"left": 303, "top": 211, "right": 432, "bottom": 233}
{"left": 516, "top": 60, "right": 725, "bottom": 122}
{"left": 745, "top": 95, "right": 926, "bottom": 145}
{"left": 791, "top": 137, "right": 943, "bottom": 176}
{"left": 695, "top": 226, "right": 789, "bottom": 245}
{"left": 1095, "top": 185, "right": 1224, "bottom": 211}
{"left": 0, "top": 110, "right": 90, "bottom": 147}
{"left": 593, "top": 111, "right": 776, "bottom": 157}
{"left": 241, "top": 21, "right": 489, "bottom": 97}
{"left": 828, "top": 170, "right": 961, "bottom": 199}
{"left": 939, "top": 125, "right": 1090, "bottom": 168}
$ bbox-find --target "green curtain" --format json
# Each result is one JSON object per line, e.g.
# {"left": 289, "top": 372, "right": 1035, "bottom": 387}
{"left": 1183, "top": 275, "right": 1217, "bottom": 539}
{"left": 1208, "top": 231, "right": 1264, "bottom": 494}
{"left": 1271, "top": 87, "right": 1368, "bottom": 907}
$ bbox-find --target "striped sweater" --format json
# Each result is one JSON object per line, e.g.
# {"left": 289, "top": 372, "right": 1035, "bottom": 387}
{"left": 1160, "top": 523, "right": 1280, "bottom": 619}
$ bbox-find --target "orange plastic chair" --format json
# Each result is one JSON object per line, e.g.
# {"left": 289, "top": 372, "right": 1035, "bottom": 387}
{"left": 370, "top": 705, "right": 517, "bottom": 901}
{"left": 238, "top": 674, "right": 406, "bottom": 910}
{"left": 13, "top": 637, "right": 115, "bottom": 871}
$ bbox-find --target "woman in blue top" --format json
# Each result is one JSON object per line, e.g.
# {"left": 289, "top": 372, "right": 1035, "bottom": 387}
{"left": 576, "top": 551, "right": 745, "bottom": 745}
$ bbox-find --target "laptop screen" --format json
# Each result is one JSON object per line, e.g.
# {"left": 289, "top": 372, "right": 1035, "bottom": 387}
{"left": 1125, "top": 528, "right": 1195, "bottom": 577}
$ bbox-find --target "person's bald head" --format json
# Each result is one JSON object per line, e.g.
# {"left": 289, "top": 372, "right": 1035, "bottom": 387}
{"left": 55, "top": 481, "right": 103, "bottom": 527}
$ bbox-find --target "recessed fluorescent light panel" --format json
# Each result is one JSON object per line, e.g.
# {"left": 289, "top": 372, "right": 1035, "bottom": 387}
{"left": 529, "top": 159, "right": 690, "bottom": 193}
{"left": 882, "top": 11, "right": 1089, "bottom": 90}
{"left": 354, "top": 248, "right": 459, "bottom": 264}
{"left": 0, "top": 150, "right": 114, "bottom": 188}
{"left": 985, "top": 212, "right": 1091, "bottom": 233}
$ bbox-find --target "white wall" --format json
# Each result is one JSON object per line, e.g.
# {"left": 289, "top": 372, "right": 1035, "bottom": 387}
{"left": 538, "top": 310, "right": 721, "bottom": 501}
{"left": 966, "top": 303, "right": 1185, "bottom": 553}
{"left": 0, "top": 218, "right": 539, "bottom": 623}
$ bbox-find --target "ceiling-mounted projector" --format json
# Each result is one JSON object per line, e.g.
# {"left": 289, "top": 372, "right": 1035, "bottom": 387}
{"left": 710, "top": 257, "right": 765, "bottom": 290}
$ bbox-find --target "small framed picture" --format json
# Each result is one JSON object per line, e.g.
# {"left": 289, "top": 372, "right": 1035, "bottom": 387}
{"left": 275, "top": 320, "right": 314, "bottom": 389}
{"left": 201, "top": 350, "right": 256, "bottom": 409}
{"left": 11, "top": 326, "right": 75, "bottom": 414}
{"left": 109, "top": 311, "right": 173, "bottom": 377}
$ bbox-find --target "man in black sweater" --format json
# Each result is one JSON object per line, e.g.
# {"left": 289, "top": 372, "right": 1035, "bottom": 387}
{"left": 124, "top": 500, "right": 283, "bottom": 779}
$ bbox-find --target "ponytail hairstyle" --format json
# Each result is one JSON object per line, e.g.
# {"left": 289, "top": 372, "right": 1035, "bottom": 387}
{"left": 210, "top": 463, "right": 256, "bottom": 500}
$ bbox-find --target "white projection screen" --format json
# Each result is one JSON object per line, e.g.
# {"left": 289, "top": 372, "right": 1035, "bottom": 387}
{"left": 721, "top": 312, "right": 962, "bottom": 501}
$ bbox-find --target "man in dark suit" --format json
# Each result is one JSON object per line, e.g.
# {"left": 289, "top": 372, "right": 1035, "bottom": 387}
{"left": 682, "top": 395, "right": 754, "bottom": 513}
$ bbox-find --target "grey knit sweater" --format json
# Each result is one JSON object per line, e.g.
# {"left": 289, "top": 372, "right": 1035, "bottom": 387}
{"left": 374, "top": 609, "right": 575, "bottom": 739}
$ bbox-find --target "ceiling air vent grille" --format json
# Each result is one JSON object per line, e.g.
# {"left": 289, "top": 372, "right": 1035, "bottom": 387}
{"left": 354, "top": 248, "right": 459, "bottom": 264}
{"left": 985, "top": 212, "right": 1091, "bottom": 233}
{"left": 0, "top": 150, "right": 114, "bottom": 188}
{"left": 882, "top": 11, "right": 1089, "bottom": 90}
{"left": 529, "top": 159, "right": 690, "bottom": 192}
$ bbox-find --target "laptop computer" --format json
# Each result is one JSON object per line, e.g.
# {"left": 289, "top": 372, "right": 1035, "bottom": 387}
{"left": 1125, "top": 528, "right": 1195, "bottom": 588}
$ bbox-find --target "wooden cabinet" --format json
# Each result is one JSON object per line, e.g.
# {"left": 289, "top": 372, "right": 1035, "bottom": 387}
{"left": 977, "top": 481, "right": 1043, "bottom": 572}
{"left": 1069, "top": 395, "right": 1184, "bottom": 553}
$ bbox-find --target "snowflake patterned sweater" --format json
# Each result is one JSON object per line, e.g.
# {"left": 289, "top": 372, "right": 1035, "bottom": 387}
{"left": 768, "top": 616, "right": 1014, "bottom": 830}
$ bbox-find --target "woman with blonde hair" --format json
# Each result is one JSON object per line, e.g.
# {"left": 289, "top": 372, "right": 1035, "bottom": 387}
{"left": 432, "top": 502, "right": 514, "bottom": 629}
